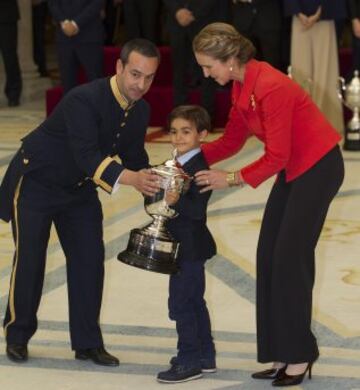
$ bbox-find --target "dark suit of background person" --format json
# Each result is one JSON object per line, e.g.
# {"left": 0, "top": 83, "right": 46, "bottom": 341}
{"left": 123, "top": 0, "right": 160, "bottom": 43}
{"left": 167, "top": 151, "right": 216, "bottom": 367}
{"left": 48, "top": 0, "right": 104, "bottom": 94}
{"left": 348, "top": 0, "right": 360, "bottom": 76}
{"left": 163, "top": 0, "right": 219, "bottom": 121}
{"left": 32, "top": 0, "right": 49, "bottom": 77}
{"left": 231, "top": 0, "right": 283, "bottom": 70}
{"left": 0, "top": 66, "right": 155, "bottom": 362}
{"left": 103, "top": 0, "right": 122, "bottom": 45}
{"left": 0, "top": 0, "right": 22, "bottom": 106}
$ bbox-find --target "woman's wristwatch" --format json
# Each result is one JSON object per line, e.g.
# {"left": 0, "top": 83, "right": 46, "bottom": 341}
{"left": 226, "top": 172, "right": 246, "bottom": 188}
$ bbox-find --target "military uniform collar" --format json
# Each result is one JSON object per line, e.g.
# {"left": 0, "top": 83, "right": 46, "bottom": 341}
{"left": 234, "top": 59, "right": 261, "bottom": 111}
{"left": 110, "top": 75, "right": 135, "bottom": 111}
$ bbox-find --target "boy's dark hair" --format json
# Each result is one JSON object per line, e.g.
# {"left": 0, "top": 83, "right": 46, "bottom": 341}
{"left": 120, "top": 38, "right": 160, "bottom": 65}
{"left": 167, "top": 105, "right": 212, "bottom": 133}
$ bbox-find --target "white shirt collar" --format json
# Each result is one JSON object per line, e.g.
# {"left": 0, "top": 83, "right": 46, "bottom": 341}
{"left": 176, "top": 148, "right": 201, "bottom": 166}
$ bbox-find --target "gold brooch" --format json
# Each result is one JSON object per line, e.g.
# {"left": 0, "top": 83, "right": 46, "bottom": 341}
{"left": 250, "top": 94, "right": 256, "bottom": 111}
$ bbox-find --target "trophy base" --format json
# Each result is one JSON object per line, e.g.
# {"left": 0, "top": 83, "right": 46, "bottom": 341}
{"left": 343, "top": 137, "right": 360, "bottom": 151}
{"left": 118, "top": 228, "right": 179, "bottom": 275}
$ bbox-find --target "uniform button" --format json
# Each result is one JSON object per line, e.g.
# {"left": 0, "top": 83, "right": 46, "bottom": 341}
{"left": 23, "top": 158, "right": 29, "bottom": 165}
{"left": 121, "top": 122, "right": 126, "bottom": 127}
{"left": 116, "top": 133, "right": 120, "bottom": 138}
{"left": 21, "top": 149, "right": 24, "bottom": 154}
{"left": 125, "top": 112, "right": 129, "bottom": 117}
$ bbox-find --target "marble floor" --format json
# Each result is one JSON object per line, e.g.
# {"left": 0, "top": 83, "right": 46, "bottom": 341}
{"left": 0, "top": 100, "right": 359, "bottom": 390}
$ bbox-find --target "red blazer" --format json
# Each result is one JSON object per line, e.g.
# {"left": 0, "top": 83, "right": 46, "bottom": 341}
{"left": 202, "top": 59, "right": 341, "bottom": 188}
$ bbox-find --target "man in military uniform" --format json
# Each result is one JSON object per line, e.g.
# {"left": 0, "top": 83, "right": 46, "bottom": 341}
{"left": 0, "top": 39, "right": 160, "bottom": 365}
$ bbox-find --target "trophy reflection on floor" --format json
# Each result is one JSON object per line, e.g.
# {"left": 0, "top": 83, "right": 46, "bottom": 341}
{"left": 118, "top": 149, "right": 192, "bottom": 274}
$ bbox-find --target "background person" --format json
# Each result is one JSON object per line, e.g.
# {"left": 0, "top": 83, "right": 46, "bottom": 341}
{"left": 0, "top": 0, "right": 22, "bottom": 106}
{"left": 48, "top": 0, "right": 104, "bottom": 94}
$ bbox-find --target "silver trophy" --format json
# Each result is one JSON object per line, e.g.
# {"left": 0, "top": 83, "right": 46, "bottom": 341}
{"left": 338, "top": 70, "right": 360, "bottom": 151}
{"left": 118, "top": 149, "right": 192, "bottom": 274}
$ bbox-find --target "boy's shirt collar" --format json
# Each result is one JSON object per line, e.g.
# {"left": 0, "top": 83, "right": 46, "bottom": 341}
{"left": 176, "top": 148, "right": 201, "bottom": 166}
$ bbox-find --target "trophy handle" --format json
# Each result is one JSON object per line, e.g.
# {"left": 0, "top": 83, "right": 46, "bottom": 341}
{"left": 337, "top": 77, "right": 351, "bottom": 110}
{"left": 287, "top": 65, "right": 292, "bottom": 79}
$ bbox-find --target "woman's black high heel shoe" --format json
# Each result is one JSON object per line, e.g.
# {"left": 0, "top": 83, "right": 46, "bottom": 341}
{"left": 251, "top": 365, "right": 287, "bottom": 380}
{"left": 272, "top": 361, "right": 314, "bottom": 387}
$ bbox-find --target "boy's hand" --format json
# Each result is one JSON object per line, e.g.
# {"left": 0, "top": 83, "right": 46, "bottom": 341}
{"left": 165, "top": 190, "right": 180, "bottom": 206}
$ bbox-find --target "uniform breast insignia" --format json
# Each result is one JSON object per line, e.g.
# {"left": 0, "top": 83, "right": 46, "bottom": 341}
{"left": 250, "top": 94, "right": 256, "bottom": 111}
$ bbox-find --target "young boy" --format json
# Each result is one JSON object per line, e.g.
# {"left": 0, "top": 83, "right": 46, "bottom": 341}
{"left": 157, "top": 105, "right": 217, "bottom": 383}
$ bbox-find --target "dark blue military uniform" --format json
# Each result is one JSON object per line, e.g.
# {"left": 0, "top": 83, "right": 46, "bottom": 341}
{"left": 167, "top": 150, "right": 216, "bottom": 367}
{"left": 163, "top": 0, "right": 220, "bottom": 119}
{"left": 231, "top": 0, "right": 283, "bottom": 69}
{"left": 48, "top": 0, "right": 104, "bottom": 93}
{"left": 0, "top": 76, "right": 150, "bottom": 350}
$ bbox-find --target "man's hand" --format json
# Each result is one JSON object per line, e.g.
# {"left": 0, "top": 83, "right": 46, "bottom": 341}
{"left": 353, "top": 18, "right": 360, "bottom": 38}
{"left": 175, "top": 8, "right": 195, "bottom": 27}
{"left": 119, "top": 168, "right": 160, "bottom": 196}
{"left": 61, "top": 20, "right": 79, "bottom": 37}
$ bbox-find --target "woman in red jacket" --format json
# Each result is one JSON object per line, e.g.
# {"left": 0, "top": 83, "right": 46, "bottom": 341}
{"left": 193, "top": 23, "right": 344, "bottom": 387}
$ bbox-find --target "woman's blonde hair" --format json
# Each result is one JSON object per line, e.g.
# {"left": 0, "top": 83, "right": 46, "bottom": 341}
{"left": 193, "top": 22, "right": 256, "bottom": 64}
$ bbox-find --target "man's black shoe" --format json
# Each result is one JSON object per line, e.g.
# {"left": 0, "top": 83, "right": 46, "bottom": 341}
{"left": 8, "top": 99, "right": 20, "bottom": 107}
{"left": 6, "top": 344, "right": 28, "bottom": 362}
{"left": 75, "top": 346, "right": 119, "bottom": 366}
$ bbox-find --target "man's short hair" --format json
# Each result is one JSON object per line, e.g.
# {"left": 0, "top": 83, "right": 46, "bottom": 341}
{"left": 120, "top": 38, "right": 160, "bottom": 65}
{"left": 167, "top": 105, "right": 212, "bottom": 133}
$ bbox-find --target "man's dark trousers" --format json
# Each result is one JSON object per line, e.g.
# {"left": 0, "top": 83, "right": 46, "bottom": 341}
{"left": 4, "top": 174, "right": 105, "bottom": 350}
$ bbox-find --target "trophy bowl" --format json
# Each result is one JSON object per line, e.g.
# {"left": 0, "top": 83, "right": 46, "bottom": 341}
{"left": 338, "top": 70, "right": 360, "bottom": 151}
{"left": 117, "top": 151, "right": 191, "bottom": 274}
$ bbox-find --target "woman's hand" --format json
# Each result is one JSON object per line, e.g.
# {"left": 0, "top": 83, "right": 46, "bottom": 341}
{"left": 297, "top": 12, "right": 309, "bottom": 28}
{"left": 307, "top": 6, "right": 321, "bottom": 29}
{"left": 297, "top": 6, "right": 321, "bottom": 30}
{"left": 195, "top": 169, "right": 229, "bottom": 193}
